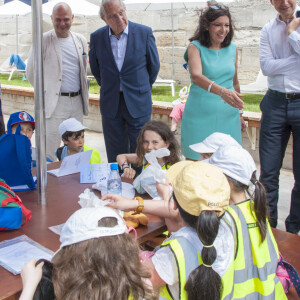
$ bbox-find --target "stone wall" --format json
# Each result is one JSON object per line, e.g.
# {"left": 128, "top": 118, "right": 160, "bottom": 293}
{"left": 0, "top": 0, "right": 277, "bottom": 85}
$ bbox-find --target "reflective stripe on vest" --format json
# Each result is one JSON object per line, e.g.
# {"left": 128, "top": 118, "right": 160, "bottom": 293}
{"left": 158, "top": 236, "right": 235, "bottom": 300}
{"left": 227, "top": 201, "right": 287, "bottom": 299}
{"left": 142, "top": 160, "right": 171, "bottom": 171}
{"left": 159, "top": 237, "right": 200, "bottom": 300}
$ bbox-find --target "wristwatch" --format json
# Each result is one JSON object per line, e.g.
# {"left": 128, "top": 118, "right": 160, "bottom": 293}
{"left": 121, "top": 161, "right": 129, "bottom": 171}
{"left": 132, "top": 197, "right": 144, "bottom": 215}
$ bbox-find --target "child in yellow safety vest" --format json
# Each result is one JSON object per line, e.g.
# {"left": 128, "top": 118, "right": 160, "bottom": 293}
{"left": 208, "top": 145, "right": 289, "bottom": 299}
{"left": 56, "top": 118, "right": 101, "bottom": 164}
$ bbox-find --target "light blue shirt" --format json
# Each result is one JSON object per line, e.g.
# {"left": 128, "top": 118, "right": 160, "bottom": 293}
{"left": 109, "top": 25, "right": 129, "bottom": 72}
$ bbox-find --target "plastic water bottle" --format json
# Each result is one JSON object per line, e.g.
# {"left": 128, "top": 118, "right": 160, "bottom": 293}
{"left": 107, "top": 163, "right": 122, "bottom": 194}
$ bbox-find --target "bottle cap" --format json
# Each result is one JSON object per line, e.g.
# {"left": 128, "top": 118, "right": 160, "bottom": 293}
{"left": 110, "top": 163, "right": 118, "bottom": 170}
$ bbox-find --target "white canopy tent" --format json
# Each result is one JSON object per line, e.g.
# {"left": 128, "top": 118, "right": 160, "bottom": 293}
{"left": 0, "top": 0, "right": 31, "bottom": 54}
{"left": 42, "top": 0, "right": 100, "bottom": 16}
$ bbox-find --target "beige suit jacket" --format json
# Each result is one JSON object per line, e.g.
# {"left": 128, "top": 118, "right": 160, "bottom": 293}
{"left": 26, "top": 30, "right": 89, "bottom": 118}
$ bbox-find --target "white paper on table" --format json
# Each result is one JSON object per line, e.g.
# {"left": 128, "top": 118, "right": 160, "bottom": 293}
{"left": 10, "top": 177, "right": 37, "bottom": 191}
{"left": 0, "top": 235, "right": 54, "bottom": 275}
{"left": 80, "top": 163, "right": 111, "bottom": 183}
{"left": 47, "top": 150, "right": 93, "bottom": 177}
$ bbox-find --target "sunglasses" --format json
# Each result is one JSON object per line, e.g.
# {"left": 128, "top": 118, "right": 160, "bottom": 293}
{"left": 210, "top": 4, "right": 228, "bottom": 10}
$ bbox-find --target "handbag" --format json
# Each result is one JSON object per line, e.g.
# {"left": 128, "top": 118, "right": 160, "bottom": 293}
{"left": 0, "top": 179, "right": 32, "bottom": 230}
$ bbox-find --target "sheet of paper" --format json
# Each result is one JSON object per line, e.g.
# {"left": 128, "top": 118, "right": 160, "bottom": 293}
{"left": 80, "top": 163, "right": 111, "bottom": 183}
{"left": 0, "top": 235, "right": 53, "bottom": 275}
{"left": 48, "top": 150, "right": 93, "bottom": 177}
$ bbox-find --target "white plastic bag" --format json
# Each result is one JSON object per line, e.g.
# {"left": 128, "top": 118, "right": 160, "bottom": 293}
{"left": 133, "top": 148, "right": 170, "bottom": 199}
{"left": 78, "top": 188, "right": 111, "bottom": 208}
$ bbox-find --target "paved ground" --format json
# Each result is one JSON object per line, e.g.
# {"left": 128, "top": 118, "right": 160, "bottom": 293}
{"left": 4, "top": 114, "right": 294, "bottom": 232}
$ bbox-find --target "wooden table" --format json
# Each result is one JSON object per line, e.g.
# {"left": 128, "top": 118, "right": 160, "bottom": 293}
{"left": 272, "top": 228, "right": 300, "bottom": 300}
{"left": 0, "top": 164, "right": 299, "bottom": 299}
{"left": 0, "top": 164, "right": 166, "bottom": 300}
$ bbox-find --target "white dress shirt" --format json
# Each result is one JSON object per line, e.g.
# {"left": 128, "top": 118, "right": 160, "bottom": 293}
{"left": 260, "top": 9, "right": 300, "bottom": 93}
{"left": 109, "top": 25, "right": 128, "bottom": 72}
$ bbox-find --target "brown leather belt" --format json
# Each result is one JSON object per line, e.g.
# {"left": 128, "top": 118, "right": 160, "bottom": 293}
{"left": 60, "top": 91, "right": 81, "bottom": 97}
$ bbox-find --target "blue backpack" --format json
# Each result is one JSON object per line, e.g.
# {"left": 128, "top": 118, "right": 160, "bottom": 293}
{"left": 0, "top": 126, "right": 36, "bottom": 191}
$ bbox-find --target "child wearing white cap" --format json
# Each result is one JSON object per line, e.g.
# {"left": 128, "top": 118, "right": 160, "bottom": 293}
{"left": 208, "top": 145, "right": 288, "bottom": 297}
{"left": 19, "top": 207, "right": 153, "bottom": 300}
{"left": 189, "top": 132, "right": 241, "bottom": 160}
{"left": 56, "top": 118, "right": 101, "bottom": 164}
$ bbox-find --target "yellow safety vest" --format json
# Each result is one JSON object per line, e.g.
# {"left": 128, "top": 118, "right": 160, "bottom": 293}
{"left": 142, "top": 160, "right": 171, "bottom": 171}
{"left": 83, "top": 145, "right": 101, "bottom": 164}
{"left": 226, "top": 200, "right": 287, "bottom": 299}
{"left": 159, "top": 200, "right": 287, "bottom": 299}
{"left": 158, "top": 236, "right": 235, "bottom": 300}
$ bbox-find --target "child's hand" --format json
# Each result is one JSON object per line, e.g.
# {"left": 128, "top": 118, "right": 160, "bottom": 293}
{"left": 20, "top": 259, "right": 44, "bottom": 300}
{"left": 123, "top": 167, "right": 136, "bottom": 179}
{"left": 102, "top": 193, "right": 137, "bottom": 211}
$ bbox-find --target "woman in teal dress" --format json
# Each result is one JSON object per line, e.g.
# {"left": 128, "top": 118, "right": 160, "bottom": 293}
{"left": 181, "top": 4, "right": 245, "bottom": 160}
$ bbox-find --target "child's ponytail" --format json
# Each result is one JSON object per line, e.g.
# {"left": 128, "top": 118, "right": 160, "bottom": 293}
{"left": 249, "top": 172, "right": 267, "bottom": 242}
{"left": 185, "top": 211, "right": 222, "bottom": 300}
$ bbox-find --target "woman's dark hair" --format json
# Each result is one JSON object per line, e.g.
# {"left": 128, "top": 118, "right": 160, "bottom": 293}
{"left": 173, "top": 194, "right": 223, "bottom": 300}
{"left": 226, "top": 171, "right": 267, "bottom": 242}
{"left": 62, "top": 129, "right": 84, "bottom": 142}
{"left": 189, "top": 4, "right": 234, "bottom": 48}
{"left": 136, "top": 120, "right": 180, "bottom": 167}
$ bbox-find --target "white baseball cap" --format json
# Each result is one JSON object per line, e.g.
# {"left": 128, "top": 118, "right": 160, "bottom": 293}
{"left": 58, "top": 207, "right": 127, "bottom": 250}
{"left": 208, "top": 145, "right": 257, "bottom": 186}
{"left": 189, "top": 132, "right": 241, "bottom": 154}
{"left": 59, "top": 118, "right": 87, "bottom": 136}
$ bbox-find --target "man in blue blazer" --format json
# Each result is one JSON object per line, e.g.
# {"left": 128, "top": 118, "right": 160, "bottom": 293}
{"left": 89, "top": 0, "right": 160, "bottom": 163}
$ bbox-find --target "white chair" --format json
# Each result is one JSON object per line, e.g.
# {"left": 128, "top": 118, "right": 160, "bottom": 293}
{"left": 153, "top": 76, "right": 176, "bottom": 97}
{"left": 8, "top": 58, "right": 28, "bottom": 81}
{"left": 0, "top": 57, "right": 27, "bottom": 80}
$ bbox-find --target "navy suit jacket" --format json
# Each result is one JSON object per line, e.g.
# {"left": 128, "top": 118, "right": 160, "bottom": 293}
{"left": 89, "top": 21, "right": 160, "bottom": 118}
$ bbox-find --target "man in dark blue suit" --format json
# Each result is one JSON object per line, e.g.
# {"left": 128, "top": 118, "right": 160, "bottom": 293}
{"left": 89, "top": 0, "right": 160, "bottom": 163}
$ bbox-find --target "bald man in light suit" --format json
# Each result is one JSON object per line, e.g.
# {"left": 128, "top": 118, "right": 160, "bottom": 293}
{"left": 27, "top": 2, "right": 88, "bottom": 161}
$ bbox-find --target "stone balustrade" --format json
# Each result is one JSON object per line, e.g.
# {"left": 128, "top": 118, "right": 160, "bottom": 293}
{"left": 1, "top": 85, "right": 293, "bottom": 170}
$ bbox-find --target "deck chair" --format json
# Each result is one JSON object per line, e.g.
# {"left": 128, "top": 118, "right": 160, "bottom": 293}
{"left": 153, "top": 76, "right": 176, "bottom": 97}
{"left": 240, "top": 70, "right": 268, "bottom": 94}
{"left": 8, "top": 58, "right": 28, "bottom": 81}
{"left": 0, "top": 57, "right": 27, "bottom": 81}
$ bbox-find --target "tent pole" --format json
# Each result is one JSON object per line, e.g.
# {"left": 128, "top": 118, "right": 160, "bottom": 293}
{"left": 16, "top": 15, "right": 18, "bottom": 54}
{"left": 171, "top": 3, "right": 174, "bottom": 81}
{"left": 31, "top": 0, "right": 47, "bottom": 205}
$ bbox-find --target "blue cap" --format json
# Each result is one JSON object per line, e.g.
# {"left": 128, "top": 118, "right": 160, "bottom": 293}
{"left": 7, "top": 111, "right": 35, "bottom": 134}
{"left": 110, "top": 163, "right": 118, "bottom": 170}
